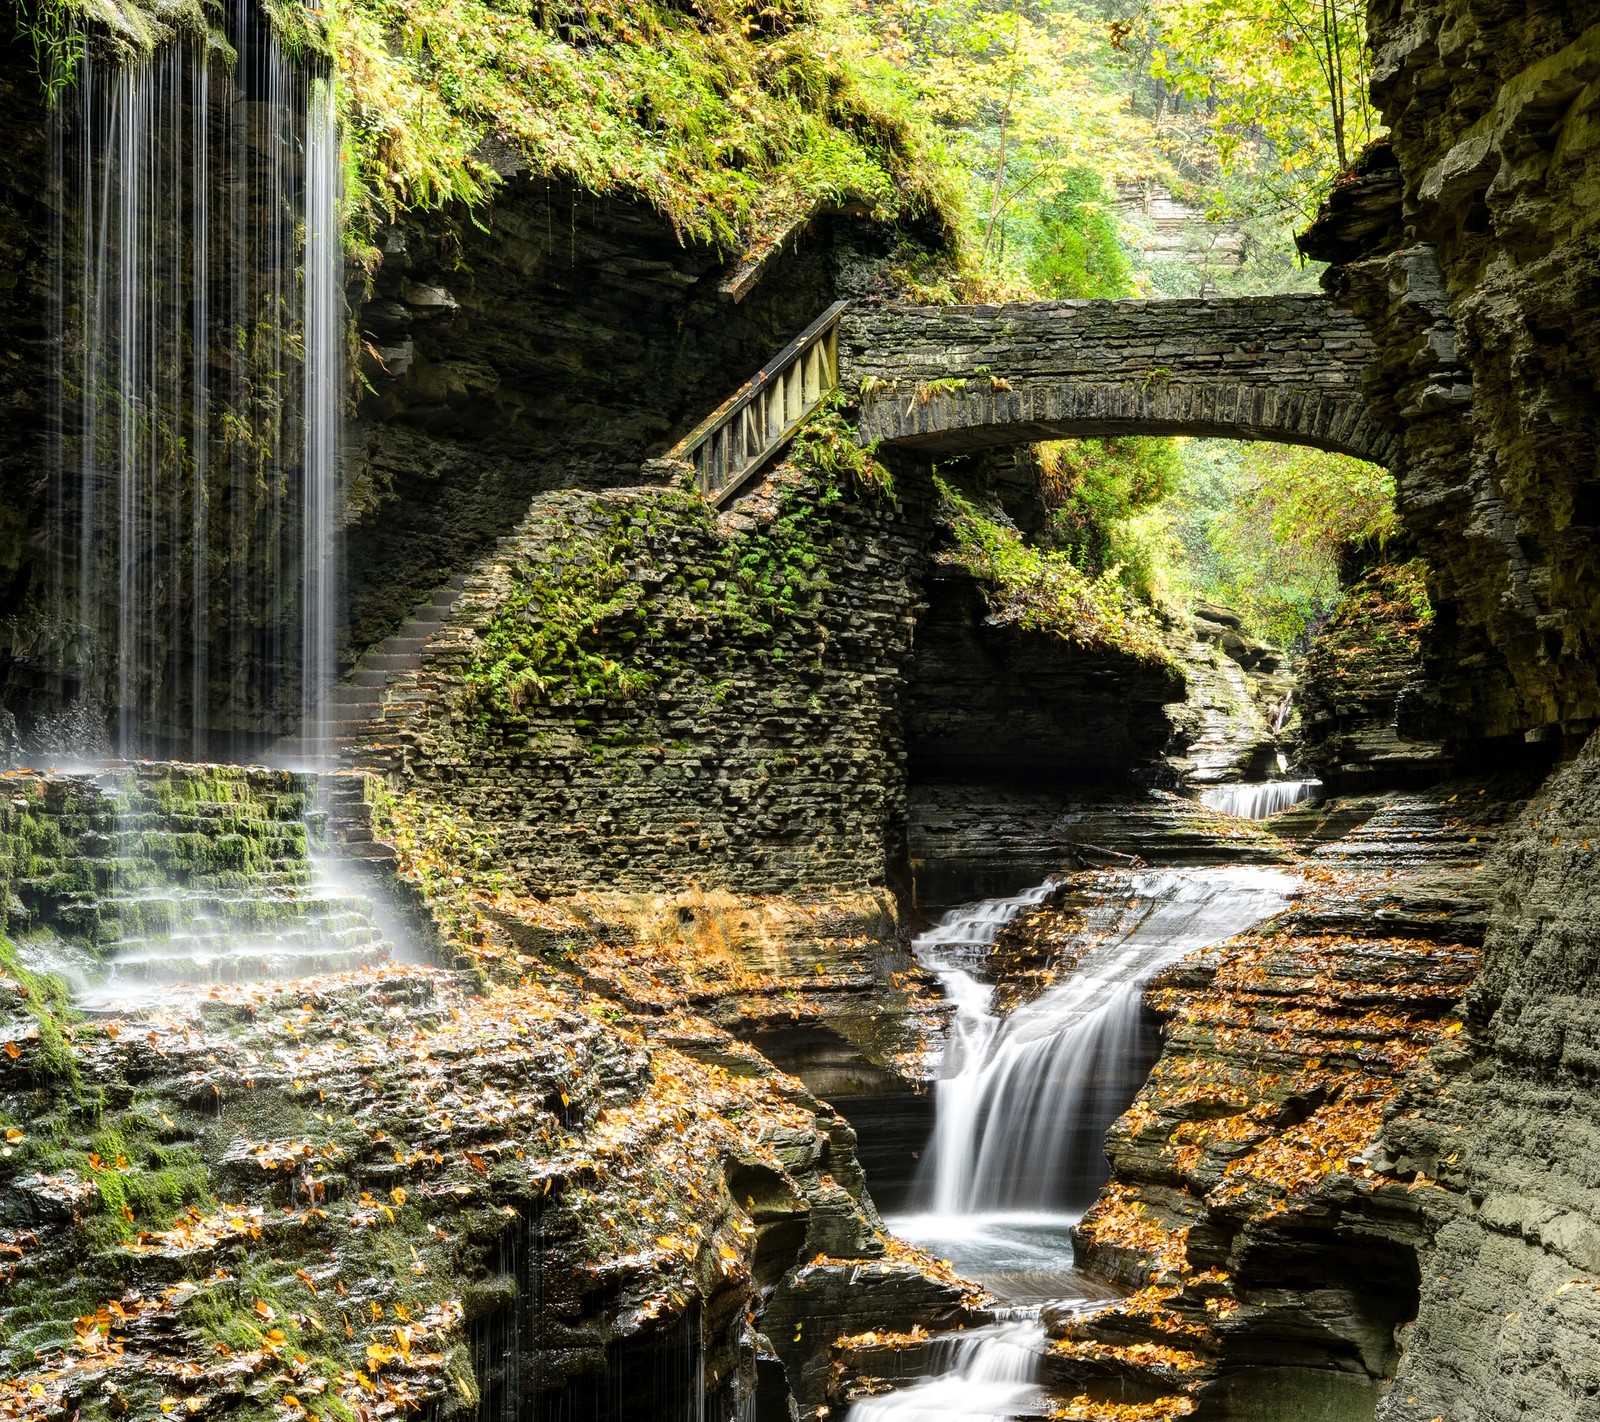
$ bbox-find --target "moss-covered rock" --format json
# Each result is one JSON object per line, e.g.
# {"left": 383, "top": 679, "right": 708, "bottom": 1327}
{"left": 1294, "top": 561, "right": 1451, "bottom": 790}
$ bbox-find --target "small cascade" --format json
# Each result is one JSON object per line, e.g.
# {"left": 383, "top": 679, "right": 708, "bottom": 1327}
{"left": 853, "top": 867, "right": 1295, "bottom": 1418}
{"left": 43, "top": 1, "right": 343, "bottom": 764}
{"left": 846, "top": 1320, "right": 1051, "bottom": 1422}
{"left": 911, "top": 868, "right": 1295, "bottom": 1218}
{"left": 24, "top": 764, "right": 397, "bottom": 1010}
{"left": 1198, "top": 778, "right": 1322, "bottom": 819}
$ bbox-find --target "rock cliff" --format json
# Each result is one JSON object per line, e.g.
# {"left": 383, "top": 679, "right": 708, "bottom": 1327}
{"left": 1373, "top": 734, "right": 1600, "bottom": 1421}
{"left": 1304, "top": 7, "right": 1600, "bottom": 750}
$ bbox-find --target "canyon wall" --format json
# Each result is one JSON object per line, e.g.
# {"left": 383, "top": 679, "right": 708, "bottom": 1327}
{"left": 1293, "top": 3, "right": 1600, "bottom": 1416}
{"left": 1308, "top": 2, "right": 1600, "bottom": 752}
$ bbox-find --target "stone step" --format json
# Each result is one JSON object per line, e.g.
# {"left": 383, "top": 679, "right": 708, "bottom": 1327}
{"left": 377, "top": 637, "right": 431, "bottom": 657}
{"left": 98, "top": 942, "right": 392, "bottom": 989}
{"left": 336, "top": 840, "right": 399, "bottom": 863}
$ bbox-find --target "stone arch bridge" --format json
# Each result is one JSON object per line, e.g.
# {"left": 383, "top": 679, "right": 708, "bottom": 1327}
{"left": 838, "top": 295, "right": 1396, "bottom": 467}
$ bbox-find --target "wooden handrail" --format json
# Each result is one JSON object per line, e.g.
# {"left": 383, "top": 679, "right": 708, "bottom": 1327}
{"left": 667, "top": 300, "right": 849, "bottom": 507}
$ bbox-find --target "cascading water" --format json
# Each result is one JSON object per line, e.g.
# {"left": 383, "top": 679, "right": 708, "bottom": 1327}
{"left": 912, "top": 868, "right": 1295, "bottom": 1219}
{"left": 850, "top": 867, "right": 1295, "bottom": 1420}
{"left": 43, "top": 1, "right": 343, "bottom": 764}
{"left": 1199, "top": 779, "right": 1322, "bottom": 819}
{"left": 845, "top": 1321, "right": 1050, "bottom": 1422}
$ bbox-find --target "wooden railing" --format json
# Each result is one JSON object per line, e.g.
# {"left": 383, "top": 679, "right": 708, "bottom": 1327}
{"left": 667, "top": 300, "right": 848, "bottom": 507}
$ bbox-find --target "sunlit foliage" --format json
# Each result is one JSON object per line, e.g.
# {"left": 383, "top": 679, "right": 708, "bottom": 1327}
{"left": 934, "top": 475, "right": 1176, "bottom": 666}
{"left": 1143, "top": 0, "right": 1377, "bottom": 222}
{"left": 1166, "top": 440, "right": 1399, "bottom": 645}
{"left": 325, "top": 0, "right": 967, "bottom": 246}
{"left": 854, "top": 0, "right": 1156, "bottom": 289}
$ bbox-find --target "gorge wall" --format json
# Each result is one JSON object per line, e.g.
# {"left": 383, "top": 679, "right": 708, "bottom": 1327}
{"left": 1307, "top": 0, "right": 1600, "bottom": 753}
{"left": 1288, "top": 3, "right": 1600, "bottom": 1417}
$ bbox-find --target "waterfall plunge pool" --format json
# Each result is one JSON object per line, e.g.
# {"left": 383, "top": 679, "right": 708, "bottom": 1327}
{"left": 844, "top": 865, "right": 1298, "bottom": 1420}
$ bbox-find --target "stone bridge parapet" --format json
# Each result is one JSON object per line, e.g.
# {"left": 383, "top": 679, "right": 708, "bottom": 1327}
{"left": 840, "top": 295, "right": 1398, "bottom": 466}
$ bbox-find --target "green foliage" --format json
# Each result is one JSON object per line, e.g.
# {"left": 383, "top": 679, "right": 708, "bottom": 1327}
{"left": 933, "top": 475, "right": 1174, "bottom": 666}
{"left": 1300, "top": 558, "right": 1432, "bottom": 693}
{"left": 1165, "top": 439, "right": 1398, "bottom": 645}
{"left": 1026, "top": 167, "right": 1133, "bottom": 298}
{"left": 789, "top": 392, "right": 896, "bottom": 500}
{"left": 12, "top": 0, "right": 85, "bottom": 100}
{"left": 325, "top": 0, "right": 957, "bottom": 248}
{"left": 1037, "top": 437, "right": 1182, "bottom": 577}
{"left": 860, "top": 0, "right": 1155, "bottom": 292}
{"left": 1141, "top": 0, "right": 1377, "bottom": 223}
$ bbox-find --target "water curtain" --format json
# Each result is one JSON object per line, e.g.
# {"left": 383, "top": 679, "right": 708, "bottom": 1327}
{"left": 47, "top": 1, "right": 343, "bottom": 762}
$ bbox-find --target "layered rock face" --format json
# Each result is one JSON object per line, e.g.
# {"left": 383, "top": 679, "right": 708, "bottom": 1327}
{"left": 903, "top": 568, "right": 1184, "bottom": 788}
{"left": 1286, "top": 15, "right": 1600, "bottom": 1411}
{"left": 1374, "top": 732, "right": 1600, "bottom": 1421}
{"left": 1294, "top": 562, "right": 1452, "bottom": 790}
{"left": 0, "top": 55, "right": 51, "bottom": 750}
{"left": 363, "top": 467, "right": 924, "bottom": 896}
{"left": 1306, "top": 6, "right": 1600, "bottom": 747}
{"left": 1047, "top": 778, "right": 1532, "bottom": 1420}
{"left": 1166, "top": 603, "right": 1294, "bottom": 788}
{"left": 0, "top": 765, "right": 968, "bottom": 1422}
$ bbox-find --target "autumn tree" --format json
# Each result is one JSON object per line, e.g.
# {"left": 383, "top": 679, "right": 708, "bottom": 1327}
{"left": 1142, "top": 0, "right": 1377, "bottom": 221}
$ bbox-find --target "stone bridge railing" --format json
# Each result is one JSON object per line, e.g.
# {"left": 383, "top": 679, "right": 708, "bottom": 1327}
{"left": 840, "top": 295, "right": 1397, "bottom": 467}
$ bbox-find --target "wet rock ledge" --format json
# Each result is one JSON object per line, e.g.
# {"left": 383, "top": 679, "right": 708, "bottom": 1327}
{"left": 0, "top": 766, "right": 978, "bottom": 1422}
{"left": 1006, "top": 779, "right": 1532, "bottom": 1420}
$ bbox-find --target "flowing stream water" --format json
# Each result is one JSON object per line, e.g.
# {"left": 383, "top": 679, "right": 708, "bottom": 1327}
{"left": 852, "top": 866, "right": 1296, "bottom": 1420}
{"left": 1199, "top": 779, "right": 1322, "bottom": 819}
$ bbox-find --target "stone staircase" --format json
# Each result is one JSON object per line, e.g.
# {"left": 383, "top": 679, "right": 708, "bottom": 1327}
{"left": 13, "top": 763, "right": 401, "bottom": 1011}
{"left": 312, "top": 573, "right": 469, "bottom": 763}
{"left": 316, "top": 771, "right": 397, "bottom": 868}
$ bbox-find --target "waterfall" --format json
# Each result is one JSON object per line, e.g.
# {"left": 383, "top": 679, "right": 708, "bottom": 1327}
{"left": 845, "top": 1321, "right": 1049, "bottom": 1422}
{"left": 909, "top": 868, "right": 1294, "bottom": 1218}
{"left": 43, "top": 2, "right": 343, "bottom": 764}
{"left": 851, "top": 867, "right": 1294, "bottom": 1420}
{"left": 1198, "top": 779, "right": 1322, "bottom": 819}
{"left": 300, "top": 73, "right": 342, "bottom": 762}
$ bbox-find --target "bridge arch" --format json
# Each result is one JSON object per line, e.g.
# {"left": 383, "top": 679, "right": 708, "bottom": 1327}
{"left": 840, "top": 295, "right": 1397, "bottom": 467}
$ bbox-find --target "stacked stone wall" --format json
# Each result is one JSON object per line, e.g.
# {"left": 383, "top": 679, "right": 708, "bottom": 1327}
{"left": 841, "top": 296, "right": 1392, "bottom": 462}
{"left": 367, "top": 468, "right": 927, "bottom": 896}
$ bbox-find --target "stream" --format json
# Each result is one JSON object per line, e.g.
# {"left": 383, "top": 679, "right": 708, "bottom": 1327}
{"left": 853, "top": 866, "right": 1296, "bottom": 1420}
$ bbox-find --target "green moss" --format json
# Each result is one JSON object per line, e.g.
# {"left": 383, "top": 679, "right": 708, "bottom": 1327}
{"left": 463, "top": 419, "right": 883, "bottom": 726}
{"left": 0, "top": 931, "right": 79, "bottom": 1087}
{"left": 789, "top": 391, "right": 895, "bottom": 500}
{"left": 323, "top": 0, "right": 957, "bottom": 249}
{"left": 932, "top": 475, "right": 1177, "bottom": 669}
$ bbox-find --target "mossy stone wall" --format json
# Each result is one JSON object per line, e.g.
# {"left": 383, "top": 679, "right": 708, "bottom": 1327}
{"left": 364, "top": 467, "right": 927, "bottom": 896}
